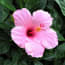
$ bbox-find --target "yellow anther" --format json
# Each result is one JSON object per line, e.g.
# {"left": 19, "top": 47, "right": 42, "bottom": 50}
{"left": 36, "top": 27, "right": 41, "bottom": 32}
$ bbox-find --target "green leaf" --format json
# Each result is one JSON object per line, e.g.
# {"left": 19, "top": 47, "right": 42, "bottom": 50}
{"left": 55, "top": 43, "right": 65, "bottom": 59}
{"left": 63, "top": 61, "right": 65, "bottom": 65}
{"left": 11, "top": 49, "right": 21, "bottom": 62}
{"left": 4, "top": 60, "right": 18, "bottom": 65}
{"left": 19, "top": 61, "right": 28, "bottom": 65}
{"left": 0, "top": 57, "right": 4, "bottom": 65}
{"left": 54, "top": 60, "right": 63, "bottom": 65}
{"left": 0, "top": 15, "right": 14, "bottom": 31}
{"left": 24, "top": 0, "right": 47, "bottom": 12}
{"left": 34, "top": 61, "right": 43, "bottom": 65}
{"left": 43, "top": 50, "right": 56, "bottom": 60}
{"left": 0, "top": 23, "right": 10, "bottom": 30}
{"left": 44, "top": 54, "right": 56, "bottom": 60}
{"left": 56, "top": 31, "right": 65, "bottom": 41}
{"left": 47, "top": 5, "right": 63, "bottom": 31}
{"left": 0, "top": 0, "right": 16, "bottom": 11}
{"left": 0, "top": 30, "right": 10, "bottom": 54}
{"left": 8, "top": 47, "right": 25, "bottom": 65}
{"left": 55, "top": 0, "right": 65, "bottom": 16}
{"left": 15, "top": 0, "right": 24, "bottom": 8}
{"left": 0, "top": 5, "right": 9, "bottom": 22}
{"left": 51, "top": 9, "right": 63, "bottom": 31}
{"left": 4, "top": 60, "right": 11, "bottom": 65}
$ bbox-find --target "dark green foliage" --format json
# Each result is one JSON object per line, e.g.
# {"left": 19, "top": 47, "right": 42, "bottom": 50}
{"left": 55, "top": 43, "right": 65, "bottom": 59}
{"left": 55, "top": 0, "right": 65, "bottom": 16}
{"left": 0, "top": 0, "right": 16, "bottom": 11}
{"left": 0, "top": 29, "right": 10, "bottom": 54}
{"left": 0, "top": 5, "right": 9, "bottom": 22}
{"left": 24, "top": 0, "right": 47, "bottom": 12}
{"left": 0, "top": 0, "right": 65, "bottom": 65}
{"left": 34, "top": 61, "right": 43, "bottom": 65}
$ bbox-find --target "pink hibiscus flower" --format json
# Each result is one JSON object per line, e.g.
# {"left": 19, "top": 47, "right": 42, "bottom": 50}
{"left": 11, "top": 8, "right": 58, "bottom": 58}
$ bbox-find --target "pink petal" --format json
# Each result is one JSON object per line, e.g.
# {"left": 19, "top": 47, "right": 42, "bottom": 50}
{"left": 11, "top": 26, "right": 28, "bottom": 48}
{"left": 32, "top": 10, "right": 53, "bottom": 29}
{"left": 35, "top": 29, "right": 58, "bottom": 49}
{"left": 25, "top": 41, "right": 45, "bottom": 58}
{"left": 13, "top": 8, "right": 32, "bottom": 27}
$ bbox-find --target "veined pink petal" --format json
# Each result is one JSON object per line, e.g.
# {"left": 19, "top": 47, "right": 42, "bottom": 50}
{"left": 42, "top": 29, "right": 58, "bottom": 49}
{"left": 11, "top": 8, "right": 58, "bottom": 58}
{"left": 13, "top": 8, "right": 32, "bottom": 27}
{"left": 35, "top": 29, "right": 58, "bottom": 49}
{"left": 11, "top": 26, "right": 28, "bottom": 48}
{"left": 32, "top": 10, "right": 53, "bottom": 29}
{"left": 25, "top": 41, "right": 45, "bottom": 58}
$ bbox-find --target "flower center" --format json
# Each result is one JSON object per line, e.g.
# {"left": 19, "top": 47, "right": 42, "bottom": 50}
{"left": 26, "top": 28, "right": 35, "bottom": 37}
{"left": 26, "top": 27, "right": 41, "bottom": 38}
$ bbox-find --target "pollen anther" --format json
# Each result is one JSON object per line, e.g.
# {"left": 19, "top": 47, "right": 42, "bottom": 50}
{"left": 36, "top": 27, "right": 41, "bottom": 32}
